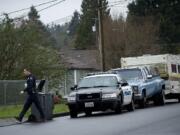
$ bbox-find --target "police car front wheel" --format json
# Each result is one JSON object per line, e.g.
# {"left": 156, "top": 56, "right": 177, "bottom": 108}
{"left": 70, "top": 110, "right": 78, "bottom": 118}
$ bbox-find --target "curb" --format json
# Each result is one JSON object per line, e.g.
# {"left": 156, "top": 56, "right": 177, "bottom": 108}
{"left": 53, "top": 112, "right": 69, "bottom": 118}
{"left": 0, "top": 112, "right": 70, "bottom": 127}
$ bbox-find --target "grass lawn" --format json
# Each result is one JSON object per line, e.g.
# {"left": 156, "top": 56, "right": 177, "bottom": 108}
{"left": 0, "top": 104, "right": 69, "bottom": 119}
{"left": 53, "top": 103, "right": 69, "bottom": 114}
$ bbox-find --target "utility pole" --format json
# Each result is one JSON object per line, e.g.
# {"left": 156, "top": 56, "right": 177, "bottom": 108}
{"left": 98, "top": 0, "right": 105, "bottom": 71}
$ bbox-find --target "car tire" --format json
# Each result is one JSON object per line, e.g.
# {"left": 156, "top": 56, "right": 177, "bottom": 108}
{"left": 115, "top": 105, "right": 122, "bottom": 114}
{"left": 70, "top": 110, "right": 78, "bottom": 118}
{"left": 85, "top": 111, "right": 92, "bottom": 116}
{"left": 178, "top": 98, "right": 180, "bottom": 103}
{"left": 139, "top": 91, "right": 147, "bottom": 108}
{"left": 159, "top": 90, "right": 165, "bottom": 105}
{"left": 154, "top": 90, "right": 165, "bottom": 106}
{"left": 115, "top": 95, "right": 122, "bottom": 114}
{"left": 127, "top": 97, "right": 135, "bottom": 112}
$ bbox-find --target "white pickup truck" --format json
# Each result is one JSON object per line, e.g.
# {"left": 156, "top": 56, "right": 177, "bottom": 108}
{"left": 121, "top": 54, "right": 180, "bottom": 102}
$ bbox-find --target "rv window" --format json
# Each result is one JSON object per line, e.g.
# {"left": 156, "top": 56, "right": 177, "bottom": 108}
{"left": 171, "top": 64, "right": 177, "bottom": 73}
{"left": 178, "top": 65, "right": 180, "bottom": 74}
{"left": 150, "top": 67, "right": 159, "bottom": 77}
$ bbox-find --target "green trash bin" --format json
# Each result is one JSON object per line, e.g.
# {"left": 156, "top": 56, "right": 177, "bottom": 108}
{"left": 31, "top": 93, "right": 54, "bottom": 121}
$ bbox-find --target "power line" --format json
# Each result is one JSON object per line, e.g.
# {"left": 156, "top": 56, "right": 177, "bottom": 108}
{"left": 99, "top": 0, "right": 129, "bottom": 9}
{"left": 108, "top": 0, "right": 128, "bottom": 4}
{"left": 38, "top": 0, "right": 65, "bottom": 12}
{"left": 105, "top": 0, "right": 134, "bottom": 9}
{"left": 108, "top": 3, "right": 126, "bottom": 7}
{"left": 108, "top": 0, "right": 133, "bottom": 7}
{"left": 108, "top": 3, "right": 128, "bottom": 8}
{"left": 110, "top": 5, "right": 128, "bottom": 8}
{"left": 48, "top": 0, "right": 128, "bottom": 24}
{"left": 109, "top": 0, "right": 133, "bottom": 4}
{"left": 50, "top": 1, "right": 129, "bottom": 24}
{"left": 39, "top": 0, "right": 129, "bottom": 24}
{"left": 48, "top": 15, "right": 73, "bottom": 24}
{"left": 0, "top": 0, "right": 64, "bottom": 17}
{"left": 4, "top": 0, "right": 66, "bottom": 23}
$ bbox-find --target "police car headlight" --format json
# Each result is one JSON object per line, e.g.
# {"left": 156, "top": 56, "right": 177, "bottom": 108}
{"left": 132, "top": 86, "right": 139, "bottom": 94}
{"left": 102, "top": 93, "right": 117, "bottom": 99}
{"left": 67, "top": 95, "right": 76, "bottom": 102}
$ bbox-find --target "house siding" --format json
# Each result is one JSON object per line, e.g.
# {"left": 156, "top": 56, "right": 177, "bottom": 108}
{"left": 59, "top": 69, "right": 98, "bottom": 95}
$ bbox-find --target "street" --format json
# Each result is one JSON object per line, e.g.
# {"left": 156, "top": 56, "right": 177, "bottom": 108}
{"left": 1, "top": 100, "right": 180, "bottom": 135}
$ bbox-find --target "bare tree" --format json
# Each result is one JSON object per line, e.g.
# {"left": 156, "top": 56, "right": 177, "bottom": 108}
{"left": 125, "top": 16, "right": 161, "bottom": 56}
{"left": 103, "top": 15, "right": 160, "bottom": 70}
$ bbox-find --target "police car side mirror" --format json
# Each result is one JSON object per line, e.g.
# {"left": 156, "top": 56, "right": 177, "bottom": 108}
{"left": 71, "top": 85, "right": 77, "bottom": 91}
{"left": 119, "top": 79, "right": 129, "bottom": 87}
{"left": 121, "top": 82, "right": 128, "bottom": 87}
{"left": 117, "top": 82, "right": 121, "bottom": 88}
{"left": 70, "top": 87, "right": 75, "bottom": 91}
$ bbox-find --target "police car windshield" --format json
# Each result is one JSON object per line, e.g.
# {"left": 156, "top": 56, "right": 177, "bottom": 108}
{"left": 115, "top": 69, "right": 143, "bottom": 81}
{"left": 78, "top": 76, "right": 118, "bottom": 89}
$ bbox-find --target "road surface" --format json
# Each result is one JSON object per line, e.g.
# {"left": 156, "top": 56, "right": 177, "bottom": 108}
{"left": 1, "top": 100, "right": 180, "bottom": 135}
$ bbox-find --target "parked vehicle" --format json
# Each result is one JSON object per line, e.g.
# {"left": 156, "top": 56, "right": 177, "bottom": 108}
{"left": 110, "top": 67, "right": 165, "bottom": 108}
{"left": 121, "top": 54, "right": 180, "bottom": 102}
{"left": 67, "top": 73, "right": 134, "bottom": 118}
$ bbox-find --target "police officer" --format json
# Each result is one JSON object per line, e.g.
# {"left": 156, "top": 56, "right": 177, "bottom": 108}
{"left": 15, "top": 68, "right": 45, "bottom": 122}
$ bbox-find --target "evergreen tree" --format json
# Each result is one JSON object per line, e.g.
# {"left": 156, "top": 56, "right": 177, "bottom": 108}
{"left": 28, "top": 6, "right": 40, "bottom": 21}
{"left": 48, "top": 23, "right": 71, "bottom": 49}
{"left": 75, "top": 0, "right": 110, "bottom": 49}
{"left": 68, "top": 10, "right": 80, "bottom": 36}
{"left": 27, "top": 6, "right": 56, "bottom": 47}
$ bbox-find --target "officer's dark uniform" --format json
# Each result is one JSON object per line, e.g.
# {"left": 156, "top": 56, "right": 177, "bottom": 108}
{"left": 18, "top": 74, "right": 45, "bottom": 121}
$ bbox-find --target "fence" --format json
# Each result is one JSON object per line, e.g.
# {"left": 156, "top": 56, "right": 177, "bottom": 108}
{"left": 0, "top": 80, "right": 48, "bottom": 106}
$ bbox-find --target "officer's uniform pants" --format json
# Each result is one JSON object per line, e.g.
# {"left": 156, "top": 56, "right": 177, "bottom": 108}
{"left": 19, "top": 93, "right": 45, "bottom": 121}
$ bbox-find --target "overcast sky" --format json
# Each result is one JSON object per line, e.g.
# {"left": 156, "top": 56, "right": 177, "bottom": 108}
{"left": 0, "top": 0, "right": 131, "bottom": 24}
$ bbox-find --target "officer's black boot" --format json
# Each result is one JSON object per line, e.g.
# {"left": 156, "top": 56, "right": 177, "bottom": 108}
{"left": 14, "top": 116, "right": 22, "bottom": 123}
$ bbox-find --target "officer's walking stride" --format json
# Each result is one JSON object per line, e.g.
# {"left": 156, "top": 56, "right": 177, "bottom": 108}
{"left": 16, "top": 68, "right": 45, "bottom": 122}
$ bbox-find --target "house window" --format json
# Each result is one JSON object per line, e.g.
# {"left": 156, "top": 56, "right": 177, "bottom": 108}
{"left": 178, "top": 65, "right": 180, "bottom": 74}
{"left": 171, "top": 64, "right": 177, "bottom": 73}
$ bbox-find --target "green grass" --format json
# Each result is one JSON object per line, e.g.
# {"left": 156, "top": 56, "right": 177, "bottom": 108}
{"left": 53, "top": 104, "right": 69, "bottom": 114}
{"left": 0, "top": 104, "right": 69, "bottom": 119}
{"left": 0, "top": 105, "right": 30, "bottom": 119}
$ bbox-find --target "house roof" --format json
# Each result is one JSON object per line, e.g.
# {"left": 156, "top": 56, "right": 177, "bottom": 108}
{"left": 60, "top": 49, "right": 101, "bottom": 70}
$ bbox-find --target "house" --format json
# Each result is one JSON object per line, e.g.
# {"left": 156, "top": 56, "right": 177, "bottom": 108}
{"left": 59, "top": 49, "right": 101, "bottom": 95}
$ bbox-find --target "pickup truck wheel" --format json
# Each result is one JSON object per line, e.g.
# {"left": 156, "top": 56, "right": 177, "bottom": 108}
{"left": 127, "top": 98, "right": 135, "bottom": 112}
{"left": 178, "top": 98, "right": 180, "bottom": 103}
{"left": 70, "top": 110, "right": 78, "bottom": 118}
{"left": 154, "top": 90, "right": 165, "bottom": 106}
{"left": 85, "top": 111, "right": 92, "bottom": 116}
{"left": 159, "top": 90, "right": 165, "bottom": 105}
{"left": 139, "top": 91, "right": 147, "bottom": 108}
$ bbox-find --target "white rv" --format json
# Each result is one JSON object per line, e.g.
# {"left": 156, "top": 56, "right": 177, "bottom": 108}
{"left": 121, "top": 54, "right": 180, "bottom": 101}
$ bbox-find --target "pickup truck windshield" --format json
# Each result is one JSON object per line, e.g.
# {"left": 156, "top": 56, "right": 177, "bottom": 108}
{"left": 78, "top": 76, "right": 118, "bottom": 89}
{"left": 116, "top": 69, "right": 143, "bottom": 81}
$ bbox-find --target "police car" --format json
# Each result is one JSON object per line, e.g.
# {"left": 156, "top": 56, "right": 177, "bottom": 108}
{"left": 67, "top": 72, "right": 135, "bottom": 118}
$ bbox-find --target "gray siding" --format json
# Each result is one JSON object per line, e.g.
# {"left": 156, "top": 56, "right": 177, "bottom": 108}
{"left": 60, "top": 69, "right": 98, "bottom": 95}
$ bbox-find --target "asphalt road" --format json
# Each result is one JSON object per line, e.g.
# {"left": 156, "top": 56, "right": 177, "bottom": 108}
{"left": 1, "top": 100, "right": 180, "bottom": 135}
